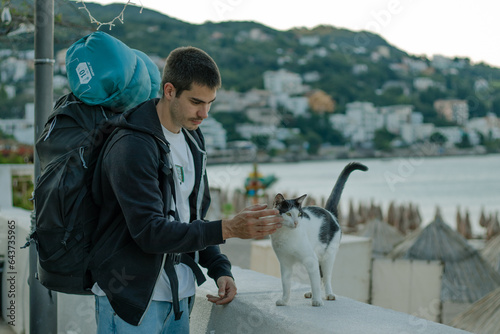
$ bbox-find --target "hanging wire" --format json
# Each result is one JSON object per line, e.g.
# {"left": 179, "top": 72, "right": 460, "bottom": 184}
{"left": 77, "top": 0, "right": 143, "bottom": 31}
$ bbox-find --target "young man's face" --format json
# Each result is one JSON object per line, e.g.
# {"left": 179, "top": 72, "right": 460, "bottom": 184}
{"left": 169, "top": 83, "right": 216, "bottom": 132}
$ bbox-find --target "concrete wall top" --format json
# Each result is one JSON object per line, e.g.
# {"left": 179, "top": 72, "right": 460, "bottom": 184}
{"left": 191, "top": 266, "right": 471, "bottom": 334}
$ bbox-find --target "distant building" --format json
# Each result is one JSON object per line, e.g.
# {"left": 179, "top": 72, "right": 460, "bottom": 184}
{"left": 431, "top": 55, "right": 453, "bottom": 70}
{"left": 401, "top": 123, "right": 435, "bottom": 144}
{"left": 330, "top": 102, "right": 383, "bottom": 145}
{"left": 466, "top": 113, "right": 500, "bottom": 139}
{"left": 403, "top": 57, "right": 429, "bottom": 74}
{"left": 330, "top": 102, "right": 437, "bottom": 146}
{"left": 236, "top": 124, "right": 277, "bottom": 140}
{"left": 0, "top": 103, "right": 35, "bottom": 144}
{"left": 0, "top": 57, "right": 28, "bottom": 82}
{"left": 299, "top": 35, "right": 320, "bottom": 47}
{"left": 434, "top": 99, "right": 469, "bottom": 125}
{"left": 279, "top": 95, "right": 309, "bottom": 116}
{"left": 352, "top": 64, "right": 368, "bottom": 75}
{"left": 200, "top": 117, "right": 227, "bottom": 152}
{"left": 245, "top": 107, "right": 282, "bottom": 126}
{"left": 413, "top": 77, "right": 435, "bottom": 91}
{"left": 434, "top": 126, "right": 464, "bottom": 147}
{"left": 263, "top": 69, "right": 306, "bottom": 95}
{"left": 380, "top": 105, "right": 413, "bottom": 135}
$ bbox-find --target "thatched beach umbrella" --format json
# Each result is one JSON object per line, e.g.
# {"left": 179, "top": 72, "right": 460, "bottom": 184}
{"left": 347, "top": 200, "right": 358, "bottom": 229}
{"left": 389, "top": 217, "right": 500, "bottom": 305}
{"left": 482, "top": 234, "right": 500, "bottom": 274}
{"left": 463, "top": 210, "right": 472, "bottom": 239}
{"left": 449, "top": 287, "right": 500, "bottom": 334}
{"left": 358, "top": 218, "right": 404, "bottom": 257}
{"left": 387, "top": 201, "right": 396, "bottom": 227}
{"left": 486, "top": 212, "right": 500, "bottom": 241}
{"left": 456, "top": 206, "right": 463, "bottom": 235}
{"left": 479, "top": 208, "right": 487, "bottom": 228}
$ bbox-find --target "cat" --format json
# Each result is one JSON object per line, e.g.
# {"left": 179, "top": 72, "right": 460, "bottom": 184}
{"left": 271, "top": 162, "right": 368, "bottom": 306}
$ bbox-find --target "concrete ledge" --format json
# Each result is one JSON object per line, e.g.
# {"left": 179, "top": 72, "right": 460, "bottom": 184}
{"left": 191, "top": 267, "right": 471, "bottom": 334}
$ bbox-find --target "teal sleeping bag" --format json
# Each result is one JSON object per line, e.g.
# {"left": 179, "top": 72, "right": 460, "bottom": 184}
{"left": 66, "top": 31, "right": 161, "bottom": 112}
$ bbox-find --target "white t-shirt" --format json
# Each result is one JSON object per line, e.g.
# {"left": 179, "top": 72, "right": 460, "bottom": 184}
{"left": 92, "top": 127, "right": 196, "bottom": 301}
{"left": 152, "top": 126, "right": 196, "bottom": 301}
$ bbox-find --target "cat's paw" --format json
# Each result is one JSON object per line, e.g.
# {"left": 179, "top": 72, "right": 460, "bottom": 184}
{"left": 312, "top": 299, "right": 324, "bottom": 307}
{"left": 276, "top": 299, "right": 287, "bottom": 306}
{"left": 304, "top": 292, "right": 312, "bottom": 299}
{"left": 326, "top": 294, "right": 336, "bottom": 301}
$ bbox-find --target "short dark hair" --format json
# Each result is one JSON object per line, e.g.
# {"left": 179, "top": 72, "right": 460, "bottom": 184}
{"left": 161, "top": 46, "right": 221, "bottom": 97}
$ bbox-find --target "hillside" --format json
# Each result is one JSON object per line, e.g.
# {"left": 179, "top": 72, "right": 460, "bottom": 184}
{"left": 3, "top": 1, "right": 500, "bottom": 122}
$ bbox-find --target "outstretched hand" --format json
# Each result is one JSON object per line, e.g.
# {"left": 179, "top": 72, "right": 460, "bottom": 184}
{"left": 221, "top": 204, "right": 283, "bottom": 240}
{"left": 206, "top": 276, "right": 237, "bottom": 305}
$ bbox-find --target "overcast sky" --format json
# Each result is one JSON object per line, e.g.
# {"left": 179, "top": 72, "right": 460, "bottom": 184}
{"left": 91, "top": 0, "right": 500, "bottom": 67}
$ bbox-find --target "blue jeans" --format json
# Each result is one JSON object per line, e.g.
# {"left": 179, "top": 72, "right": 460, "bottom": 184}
{"left": 95, "top": 295, "right": 193, "bottom": 334}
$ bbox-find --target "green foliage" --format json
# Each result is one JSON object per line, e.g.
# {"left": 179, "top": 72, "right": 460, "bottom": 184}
{"left": 374, "top": 128, "right": 397, "bottom": 151}
{"left": 211, "top": 112, "right": 249, "bottom": 141}
{"left": 456, "top": 132, "right": 472, "bottom": 148}
{"left": 429, "top": 132, "right": 448, "bottom": 146}
{"left": 287, "top": 113, "right": 344, "bottom": 146}
{"left": 303, "top": 131, "right": 322, "bottom": 155}
{"left": 12, "top": 174, "right": 33, "bottom": 210}
{"left": 0, "top": 153, "right": 25, "bottom": 163}
{"left": 250, "top": 134, "right": 270, "bottom": 150}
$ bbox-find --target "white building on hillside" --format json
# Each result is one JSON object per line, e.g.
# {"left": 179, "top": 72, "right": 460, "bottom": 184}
{"left": 0, "top": 103, "right": 34, "bottom": 144}
{"left": 466, "top": 113, "right": 500, "bottom": 139}
{"left": 330, "top": 102, "right": 384, "bottom": 145}
{"left": 200, "top": 117, "right": 226, "bottom": 152}
{"left": 380, "top": 105, "right": 413, "bottom": 135}
{"left": 263, "top": 69, "right": 306, "bottom": 95}
{"left": 434, "top": 99, "right": 469, "bottom": 125}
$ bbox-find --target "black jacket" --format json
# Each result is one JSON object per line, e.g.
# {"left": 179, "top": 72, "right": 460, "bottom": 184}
{"left": 90, "top": 99, "right": 232, "bottom": 325}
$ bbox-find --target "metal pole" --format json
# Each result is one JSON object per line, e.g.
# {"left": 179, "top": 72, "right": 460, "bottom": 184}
{"left": 30, "top": 0, "right": 57, "bottom": 332}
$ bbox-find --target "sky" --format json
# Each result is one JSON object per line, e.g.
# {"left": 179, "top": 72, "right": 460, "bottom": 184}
{"left": 90, "top": 0, "right": 500, "bottom": 68}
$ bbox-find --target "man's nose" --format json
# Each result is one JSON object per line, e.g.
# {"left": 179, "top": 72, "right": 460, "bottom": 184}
{"left": 198, "top": 105, "right": 210, "bottom": 119}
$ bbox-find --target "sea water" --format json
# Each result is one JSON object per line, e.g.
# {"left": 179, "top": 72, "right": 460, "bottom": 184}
{"left": 207, "top": 154, "right": 500, "bottom": 236}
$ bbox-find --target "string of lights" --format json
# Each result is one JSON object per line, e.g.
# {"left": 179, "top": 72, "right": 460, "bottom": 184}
{"left": 76, "top": 0, "right": 143, "bottom": 30}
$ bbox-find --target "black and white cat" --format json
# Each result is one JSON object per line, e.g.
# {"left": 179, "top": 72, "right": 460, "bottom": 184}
{"left": 271, "top": 162, "right": 368, "bottom": 306}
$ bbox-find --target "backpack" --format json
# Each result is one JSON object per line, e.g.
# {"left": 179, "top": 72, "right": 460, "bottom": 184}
{"left": 24, "top": 31, "right": 161, "bottom": 294}
{"left": 26, "top": 93, "right": 120, "bottom": 294}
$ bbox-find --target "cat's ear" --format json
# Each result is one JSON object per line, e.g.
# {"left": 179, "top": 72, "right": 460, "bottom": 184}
{"left": 296, "top": 194, "right": 307, "bottom": 206}
{"left": 273, "top": 193, "right": 285, "bottom": 207}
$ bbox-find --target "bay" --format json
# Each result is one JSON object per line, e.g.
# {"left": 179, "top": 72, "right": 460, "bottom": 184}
{"left": 207, "top": 154, "right": 500, "bottom": 236}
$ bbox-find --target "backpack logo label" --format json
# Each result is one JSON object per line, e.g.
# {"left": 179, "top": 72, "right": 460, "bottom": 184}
{"left": 76, "top": 62, "right": 93, "bottom": 85}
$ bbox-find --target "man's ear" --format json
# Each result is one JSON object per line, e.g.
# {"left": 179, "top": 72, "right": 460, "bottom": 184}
{"left": 163, "top": 82, "right": 176, "bottom": 100}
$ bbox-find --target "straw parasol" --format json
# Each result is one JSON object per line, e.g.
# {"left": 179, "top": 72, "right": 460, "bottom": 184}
{"left": 449, "top": 287, "right": 500, "bottom": 333}
{"left": 358, "top": 218, "right": 405, "bottom": 256}
{"left": 389, "top": 216, "right": 500, "bottom": 304}
{"left": 482, "top": 234, "right": 500, "bottom": 273}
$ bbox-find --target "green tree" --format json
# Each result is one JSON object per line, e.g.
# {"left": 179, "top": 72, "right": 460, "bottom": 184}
{"left": 429, "top": 132, "right": 448, "bottom": 146}
{"left": 303, "top": 131, "right": 322, "bottom": 155}
{"left": 373, "top": 128, "right": 397, "bottom": 151}
{"left": 250, "top": 134, "right": 270, "bottom": 151}
{"left": 456, "top": 132, "right": 472, "bottom": 148}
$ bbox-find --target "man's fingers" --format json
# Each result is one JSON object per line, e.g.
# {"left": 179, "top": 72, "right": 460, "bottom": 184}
{"left": 218, "top": 281, "right": 226, "bottom": 297}
{"left": 245, "top": 204, "right": 268, "bottom": 211}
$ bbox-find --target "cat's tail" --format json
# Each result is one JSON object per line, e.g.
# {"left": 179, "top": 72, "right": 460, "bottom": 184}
{"left": 325, "top": 162, "right": 368, "bottom": 217}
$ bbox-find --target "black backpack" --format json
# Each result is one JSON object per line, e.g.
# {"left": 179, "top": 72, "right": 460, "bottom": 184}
{"left": 26, "top": 93, "right": 120, "bottom": 294}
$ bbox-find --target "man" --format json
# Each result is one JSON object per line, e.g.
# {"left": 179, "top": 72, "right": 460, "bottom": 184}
{"left": 89, "top": 46, "right": 283, "bottom": 333}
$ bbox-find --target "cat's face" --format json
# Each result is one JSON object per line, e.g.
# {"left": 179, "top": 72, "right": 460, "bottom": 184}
{"left": 273, "top": 193, "right": 307, "bottom": 228}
